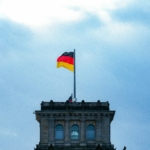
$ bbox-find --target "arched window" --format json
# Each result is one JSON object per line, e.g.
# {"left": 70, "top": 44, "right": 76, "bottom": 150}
{"left": 55, "top": 125, "right": 64, "bottom": 140}
{"left": 71, "top": 125, "right": 79, "bottom": 140}
{"left": 86, "top": 125, "right": 95, "bottom": 140}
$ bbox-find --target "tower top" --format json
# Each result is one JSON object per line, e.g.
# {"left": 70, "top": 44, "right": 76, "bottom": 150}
{"left": 34, "top": 100, "right": 116, "bottom": 150}
{"left": 35, "top": 100, "right": 115, "bottom": 123}
{"left": 40, "top": 100, "right": 110, "bottom": 111}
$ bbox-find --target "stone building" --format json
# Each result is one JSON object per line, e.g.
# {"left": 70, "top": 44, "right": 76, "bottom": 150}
{"left": 34, "top": 100, "right": 115, "bottom": 150}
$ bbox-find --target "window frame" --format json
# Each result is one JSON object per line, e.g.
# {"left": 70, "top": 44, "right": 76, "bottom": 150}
{"left": 71, "top": 124, "right": 80, "bottom": 140}
{"left": 86, "top": 124, "right": 95, "bottom": 140}
{"left": 55, "top": 124, "right": 64, "bottom": 140}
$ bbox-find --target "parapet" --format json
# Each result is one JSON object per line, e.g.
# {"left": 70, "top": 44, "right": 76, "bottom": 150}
{"left": 40, "top": 100, "right": 110, "bottom": 111}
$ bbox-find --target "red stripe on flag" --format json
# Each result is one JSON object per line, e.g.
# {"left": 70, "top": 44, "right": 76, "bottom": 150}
{"left": 57, "top": 56, "right": 74, "bottom": 65}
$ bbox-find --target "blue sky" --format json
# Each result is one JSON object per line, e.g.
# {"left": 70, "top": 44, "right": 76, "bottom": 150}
{"left": 0, "top": 0, "right": 150, "bottom": 150}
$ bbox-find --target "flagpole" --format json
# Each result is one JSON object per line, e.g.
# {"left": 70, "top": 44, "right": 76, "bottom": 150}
{"left": 74, "top": 49, "right": 76, "bottom": 101}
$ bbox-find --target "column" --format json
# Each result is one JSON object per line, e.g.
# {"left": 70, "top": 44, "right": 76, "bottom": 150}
{"left": 64, "top": 114, "right": 70, "bottom": 146}
{"left": 101, "top": 114, "right": 110, "bottom": 144}
{"left": 40, "top": 116, "right": 49, "bottom": 144}
{"left": 96, "top": 114, "right": 102, "bottom": 144}
{"left": 49, "top": 115, "right": 55, "bottom": 145}
{"left": 80, "top": 114, "right": 86, "bottom": 146}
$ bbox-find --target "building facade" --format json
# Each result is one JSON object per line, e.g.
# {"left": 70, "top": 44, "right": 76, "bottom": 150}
{"left": 34, "top": 100, "right": 115, "bottom": 150}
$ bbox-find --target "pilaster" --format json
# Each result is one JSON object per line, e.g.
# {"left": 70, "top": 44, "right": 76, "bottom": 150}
{"left": 80, "top": 114, "right": 86, "bottom": 146}
{"left": 96, "top": 114, "right": 102, "bottom": 144}
{"left": 101, "top": 114, "right": 110, "bottom": 144}
{"left": 49, "top": 115, "right": 55, "bottom": 145}
{"left": 40, "top": 116, "right": 49, "bottom": 144}
{"left": 64, "top": 114, "right": 70, "bottom": 146}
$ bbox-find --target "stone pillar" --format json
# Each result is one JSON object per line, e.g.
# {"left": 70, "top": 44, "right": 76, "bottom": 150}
{"left": 40, "top": 116, "right": 49, "bottom": 144}
{"left": 49, "top": 115, "right": 55, "bottom": 145}
{"left": 64, "top": 114, "right": 70, "bottom": 146}
{"left": 96, "top": 114, "right": 102, "bottom": 144}
{"left": 101, "top": 115, "right": 110, "bottom": 144}
{"left": 80, "top": 114, "right": 86, "bottom": 146}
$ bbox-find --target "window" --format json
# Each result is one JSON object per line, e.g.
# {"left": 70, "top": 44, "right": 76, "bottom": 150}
{"left": 71, "top": 125, "right": 79, "bottom": 140}
{"left": 86, "top": 125, "right": 95, "bottom": 140}
{"left": 55, "top": 125, "right": 64, "bottom": 140}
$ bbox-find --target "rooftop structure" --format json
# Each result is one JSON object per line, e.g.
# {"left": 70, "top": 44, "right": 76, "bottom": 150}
{"left": 34, "top": 100, "right": 115, "bottom": 150}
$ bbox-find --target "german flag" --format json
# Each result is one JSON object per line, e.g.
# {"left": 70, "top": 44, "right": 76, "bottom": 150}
{"left": 57, "top": 52, "right": 74, "bottom": 72}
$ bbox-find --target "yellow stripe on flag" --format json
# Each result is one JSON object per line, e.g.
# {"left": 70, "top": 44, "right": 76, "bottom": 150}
{"left": 57, "top": 62, "right": 74, "bottom": 72}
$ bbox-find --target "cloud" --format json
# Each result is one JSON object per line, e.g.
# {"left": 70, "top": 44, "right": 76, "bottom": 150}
{"left": 0, "top": 1, "right": 150, "bottom": 150}
{"left": 111, "top": 0, "right": 150, "bottom": 26}
{"left": 0, "top": 0, "right": 84, "bottom": 28}
{"left": 0, "top": 0, "right": 135, "bottom": 30}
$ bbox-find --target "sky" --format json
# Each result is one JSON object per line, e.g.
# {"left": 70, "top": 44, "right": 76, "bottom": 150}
{"left": 0, "top": 0, "right": 150, "bottom": 149}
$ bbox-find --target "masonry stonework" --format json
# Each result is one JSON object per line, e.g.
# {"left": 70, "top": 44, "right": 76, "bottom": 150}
{"left": 34, "top": 100, "right": 115, "bottom": 150}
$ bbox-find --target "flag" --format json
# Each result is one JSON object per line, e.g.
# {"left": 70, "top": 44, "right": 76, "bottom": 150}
{"left": 57, "top": 52, "right": 74, "bottom": 72}
{"left": 68, "top": 95, "right": 73, "bottom": 102}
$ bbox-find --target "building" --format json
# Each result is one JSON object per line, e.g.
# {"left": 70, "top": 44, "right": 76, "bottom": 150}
{"left": 34, "top": 100, "right": 115, "bottom": 150}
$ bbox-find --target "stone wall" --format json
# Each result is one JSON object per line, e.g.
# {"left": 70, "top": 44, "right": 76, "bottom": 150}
{"left": 35, "top": 101, "right": 115, "bottom": 150}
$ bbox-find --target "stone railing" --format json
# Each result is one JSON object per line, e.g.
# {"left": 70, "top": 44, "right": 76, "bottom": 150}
{"left": 40, "top": 100, "right": 110, "bottom": 111}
